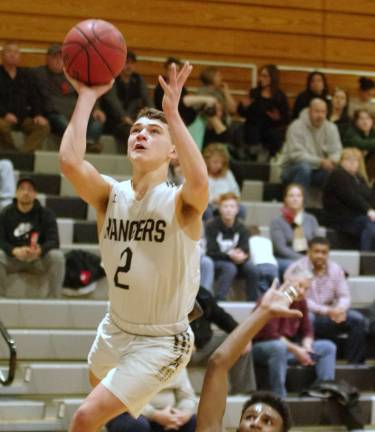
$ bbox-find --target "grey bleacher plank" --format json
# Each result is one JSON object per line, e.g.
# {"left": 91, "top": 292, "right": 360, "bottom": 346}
{"left": 240, "top": 180, "right": 263, "bottom": 201}
{"left": 330, "top": 250, "right": 360, "bottom": 277}
{"left": 243, "top": 201, "right": 282, "bottom": 226}
{"left": 57, "top": 218, "right": 74, "bottom": 245}
{"left": 0, "top": 330, "right": 95, "bottom": 360}
{"left": 349, "top": 277, "right": 375, "bottom": 305}
{"left": 35, "top": 151, "right": 132, "bottom": 176}
{"left": 0, "top": 400, "right": 45, "bottom": 420}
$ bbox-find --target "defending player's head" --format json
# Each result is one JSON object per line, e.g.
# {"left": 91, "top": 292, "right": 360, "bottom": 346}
{"left": 239, "top": 392, "right": 292, "bottom": 432}
{"left": 127, "top": 107, "right": 176, "bottom": 172}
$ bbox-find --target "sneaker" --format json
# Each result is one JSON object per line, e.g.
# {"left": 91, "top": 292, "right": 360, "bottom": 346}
{"left": 62, "top": 282, "right": 97, "bottom": 297}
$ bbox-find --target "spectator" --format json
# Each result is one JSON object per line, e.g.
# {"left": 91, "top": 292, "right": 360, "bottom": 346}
{"left": 348, "top": 77, "right": 375, "bottom": 118}
{"left": 342, "top": 109, "right": 375, "bottom": 181}
{"left": 238, "top": 64, "right": 289, "bottom": 159}
{"left": 0, "top": 41, "right": 49, "bottom": 152}
{"left": 190, "top": 286, "right": 256, "bottom": 394}
{"left": 106, "top": 368, "right": 196, "bottom": 432}
{"left": 154, "top": 57, "right": 197, "bottom": 126}
{"left": 205, "top": 192, "right": 258, "bottom": 301}
{"left": 202, "top": 143, "right": 244, "bottom": 220}
{"left": 252, "top": 269, "right": 336, "bottom": 399}
{"left": 270, "top": 183, "right": 320, "bottom": 278}
{"left": 202, "top": 99, "right": 236, "bottom": 149}
{"left": 249, "top": 226, "right": 279, "bottom": 295}
{"left": 292, "top": 71, "right": 331, "bottom": 119}
{"left": 0, "top": 159, "right": 15, "bottom": 210}
{"left": 281, "top": 98, "right": 342, "bottom": 198}
{"left": 33, "top": 43, "right": 105, "bottom": 153}
{"left": 0, "top": 176, "right": 65, "bottom": 298}
{"left": 285, "top": 237, "right": 367, "bottom": 364}
{"left": 197, "top": 66, "right": 237, "bottom": 122}
{"left": 329, "top": 88, "right": 350, "bottom": 139}
{"left": 101, "top": 50, "right": 151, "bottom": 151}
{"left": 323, "top": 148, "right": 375, "bottom": 250}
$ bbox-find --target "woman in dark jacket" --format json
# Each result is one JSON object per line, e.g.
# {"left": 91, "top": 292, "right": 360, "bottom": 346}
{"left": 323, "top": 147, "right": 375, "bottom": 250}
{"left": 293, "top": 71, "right": 331, "bottom": 119}
{"left": 237, "top": 64, "right": 289, "bottom": 158}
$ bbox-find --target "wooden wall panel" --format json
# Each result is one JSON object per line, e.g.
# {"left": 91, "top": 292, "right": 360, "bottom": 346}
{"left": 0, "top": 0, "right": 374, "bottom": 97}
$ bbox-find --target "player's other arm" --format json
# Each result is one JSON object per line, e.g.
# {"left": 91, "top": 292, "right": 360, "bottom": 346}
{"left": 59, "top": 75, "right": 113, "bottom": 213}
{"left": 159, "top": 63, "right": 208, "bottom": 215}
{"left": 196, "top": 282, "right": 303, "bottom": 432}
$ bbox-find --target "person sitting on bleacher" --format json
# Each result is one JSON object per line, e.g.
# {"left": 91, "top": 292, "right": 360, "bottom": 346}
{"left": 0, "top": 176, "right": 65, "bottom": 298}
{"left": 205, "top": 192, "right": 258, "bottom": 301}
{"left": 202, "top": 143, "right": 245, "bottom": 220}
{"left": 342, "top": 109, "right": 375, "bottom": 182}
{"left": 285, "top": 236, "right": 367, "bottom": 364}
{"left": 0, "top": 42, "right": 49, "bottom": 152}
{"left": 281, "top": 98, "right": 342, "bottom": 200}
{"left": 33, "top": 43, "right": 105, "bottom": 153}
{"left": 0, "top": 159, "right": 15, "bottom": 210}
{"left": 100, "top": 50, "right": 151, "bottom": 152}
{"left": 237, "top": 64, "right": 289, "bottom": 161}
{"left": 249, "top": 225, "right": 279, "bottom": 295}
{"left": 292, "top": 71, "right": 331, "bottom": 119}
{"left": 348, "top": 77, "right": 375, "bottom": 119}
{"left": 252, "top": 268, "right": 336, "bottom": 399}
{"left": 329, "top": 88, "right": 351, "bottom": 140}
{"left": 323, "top": 148, "right": 375, "bottom": 251}
{"left": 106, "top": 368, "right": 197, "bottom": 432}
{"left": 270, "top": 183, "right": 320, "bottom": 279}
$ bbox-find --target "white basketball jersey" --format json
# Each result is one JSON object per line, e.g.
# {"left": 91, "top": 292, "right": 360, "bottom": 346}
{"left": 99, "top": 180, "right": 200, "bottom": 336}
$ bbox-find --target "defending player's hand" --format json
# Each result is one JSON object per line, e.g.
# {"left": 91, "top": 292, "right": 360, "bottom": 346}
{"left": 158, "top": 62, "right": 193, "bottom": 116}
{"left": 63, "top": 68, "right": 114, "bottom": 99}
{"left": 259, "top": 279, "right": 303, "bottom": 319}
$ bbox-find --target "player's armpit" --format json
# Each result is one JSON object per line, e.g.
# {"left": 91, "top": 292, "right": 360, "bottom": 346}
{"left": 175, "top": 191, "right": 202, "bottom": 241}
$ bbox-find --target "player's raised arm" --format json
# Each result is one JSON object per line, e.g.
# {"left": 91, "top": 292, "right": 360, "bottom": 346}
{"left": 158, "top": 63, "right": 208, "bottom": 215}
{"left": 59, "top": 74, "right": 113, "bottom": 213}
{"left": 196, "top": 282, "right": 303, "bottom": 432}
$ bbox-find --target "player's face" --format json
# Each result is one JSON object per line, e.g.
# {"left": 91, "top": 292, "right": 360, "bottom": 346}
{"left": 239, "top": 403, "right": 283, "bottom": 432}
{"left": 127, "top": 117, "right": 173, "bottom": 168}
{"left": 16, "top": 182, "right": 36, "bottom": 206}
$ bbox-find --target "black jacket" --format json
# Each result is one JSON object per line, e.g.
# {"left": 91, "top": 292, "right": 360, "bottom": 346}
{"left": 0, "top": 66, "right": 43, "bottom": 120}
{"left": 323, "top": 166, "right": 375, "bottom": 223}
{"left": 191, "top": 286, "right": 238, "bottom": 349}
{"left": 206, "top": 216, "right": 249, "bottom": 261}
{"left": 0, "top": 199, "right": 59, "bottom": 257}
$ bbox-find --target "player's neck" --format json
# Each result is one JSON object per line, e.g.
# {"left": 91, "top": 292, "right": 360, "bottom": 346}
{"left": 131, "top": 170, "right": 167, "bottom": 200}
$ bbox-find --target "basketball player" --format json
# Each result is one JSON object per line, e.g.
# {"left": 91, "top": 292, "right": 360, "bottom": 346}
{"left": 196, "top": 280, "right": 302, "bottom": 432}
{"left": 59, "top": 62, "right": 208, "bottom": 432}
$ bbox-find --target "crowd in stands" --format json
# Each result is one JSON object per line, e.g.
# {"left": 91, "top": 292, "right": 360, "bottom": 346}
{"left": 2, "top": 40, "right": 375, "bottom": 412}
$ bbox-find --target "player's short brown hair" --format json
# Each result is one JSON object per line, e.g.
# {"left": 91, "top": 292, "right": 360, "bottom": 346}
{"left": 135, "top": 107, "right": 167, "bottom": 124}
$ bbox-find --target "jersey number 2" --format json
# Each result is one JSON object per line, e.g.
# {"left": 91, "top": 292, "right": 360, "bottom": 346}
{"left": 114, "top": 247, "right": 133, "bottom": 289}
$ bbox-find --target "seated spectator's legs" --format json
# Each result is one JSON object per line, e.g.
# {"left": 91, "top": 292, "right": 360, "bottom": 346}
{"left": 0, "top": 250, "right": 8, "bottom": 296}
{"left": 311, "top": 339, "right": 336, "bottom": 382}
{"left": 0, "top": 159, "right": 15, "bottom": 209}
{"left": 87, "top": 116, "right": 104, "bottom": 149}
{"left": 261, "top": 127, "right": 284, "bottom": 157}
{"left": 21, "top": 117, "right": 50, "bottom": 152}
{"left": 276, "top": 258, "right": 294, "bottom": 281}
{"left": 333, "top": 215, "right": 372, "bottom": 250}
{"left": 48, "top": 114, "right": 69, "bottom": 136}
{"left": 107, "top": 413, "right": 151, "bottom": 432}
{"left": 178, "top": 414, "right": 196, "bottom": 432}
{"left": 282, "top": 162, "right": 328, "bottom": 192}
{"left": 213, "top": 260, "right": 237, "bottom": 300}
{"left": 312, "top": 310, "right": 366, "bottom": 364}
{"left": 256, "top": 263, "right": 279, "bottom": 295}
{"left": 0, "top": 118, "right": 16, "bottom": 150}
{"left": 42, "top": 250, "right": 65, "bottom": 298}
{"left": 200, "top": 254, "right": 214, "bottom": 294}
{"left": 252, "top": 339, "right": 288, "bottom": 399}
{"left": 202, "top": 203, "right": 215, "bottom": 222}
{"left": 238, "top": 260, "right": 259, "bottom": 301}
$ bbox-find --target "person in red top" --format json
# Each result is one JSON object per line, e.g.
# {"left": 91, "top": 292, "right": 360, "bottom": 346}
{"left": 252, "top": 270, "right": 336, "bottom": 398}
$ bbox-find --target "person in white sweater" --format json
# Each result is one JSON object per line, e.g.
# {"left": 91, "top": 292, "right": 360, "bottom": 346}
{"left": 107, "top": 368, "right": 197, "bottom": 432}
{"left": 249, "top": 226, "right": 279, "bottom": 295}
{"left": 203, "top": 143, "right": 245, "bottom": 220}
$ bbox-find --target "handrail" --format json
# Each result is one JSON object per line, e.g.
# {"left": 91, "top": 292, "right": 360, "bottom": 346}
{"left": 0, "top": 320, "right": 17, "bottom": 386}
{"left": 278, "top": 64, "right": 375, "bottom": 78}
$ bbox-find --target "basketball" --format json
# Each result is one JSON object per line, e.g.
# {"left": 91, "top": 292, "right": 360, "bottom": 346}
{"left": 62, "top": 19, "right": 127, "bottom": 86}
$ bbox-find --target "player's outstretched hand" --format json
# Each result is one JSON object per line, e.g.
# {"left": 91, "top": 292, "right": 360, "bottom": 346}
{"left": 158, "top": 62, "right": 193, "bottom": 116}
{"left": 63, "top": 68, "right": 114, "bottom": 99}
{"left": 259, "top": 279, "right": 303, "bottom": 319}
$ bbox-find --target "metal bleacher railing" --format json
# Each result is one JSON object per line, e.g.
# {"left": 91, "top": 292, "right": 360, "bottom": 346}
{"left": 0, "top": 320, "right": 16, "bottom": 386}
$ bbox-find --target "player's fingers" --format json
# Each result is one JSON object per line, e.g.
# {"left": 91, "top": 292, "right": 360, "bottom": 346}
{"left": 158, "top": 74, "right": 169, "bottom": 93}
{"left": 169, "top": 63, "right": 178, "bottom": 88}
{"left": 177, "top": 62, "right": 192, "bottom": 87}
